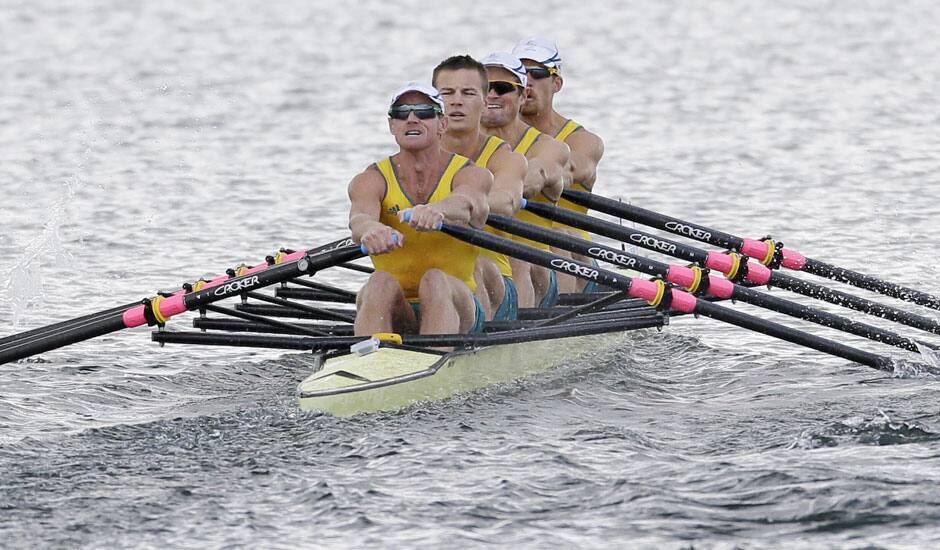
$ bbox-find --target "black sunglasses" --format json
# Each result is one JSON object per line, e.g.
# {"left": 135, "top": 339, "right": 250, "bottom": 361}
{"left": 525, "top": 66, "right": 558, "bottom": 80}
{"left": 388, "top": 103, "right": 442, "bottom": 120}
{"left": 488, "top": 81, "right": 523, "bottom": 95}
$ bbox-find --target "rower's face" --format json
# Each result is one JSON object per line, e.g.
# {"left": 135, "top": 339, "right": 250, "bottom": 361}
{"left": 435, "top": 68, "right": 486, "bottom": 133}
{"left": 387, "top": 91, "right": 447, "bottom": 151}
{"left": 520, "top": 61, "right": 561, "bottom": 116}
{"left": 481, "top": 66, "right": 524, "bottom": 129}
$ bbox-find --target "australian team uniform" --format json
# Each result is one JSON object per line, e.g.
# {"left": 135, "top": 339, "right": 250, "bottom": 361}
{"left": 370, "top": 153, "right": 485, "bottom": 332}
{"left": 553, "top": 119, "right": 603, "bottom": 293}
{"left": 511, "top": 126, "right": 559, "bottom": 308}
{"left": 473, "top": 135, "right": 519, "bottom": 322}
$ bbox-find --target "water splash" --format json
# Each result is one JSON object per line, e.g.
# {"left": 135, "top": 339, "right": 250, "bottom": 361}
{"left": 0, "top": 181, "right": 77, "bottom": 326}
{"left": 788, "top": 409, "right": 938, "bottom": 449}
{"left": 889, "top": 343, "right": 940, "bottom": 378}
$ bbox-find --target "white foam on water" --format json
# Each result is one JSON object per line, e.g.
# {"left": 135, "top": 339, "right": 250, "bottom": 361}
{"left": 1, "top": 181, "right": 77, "bottom": 326}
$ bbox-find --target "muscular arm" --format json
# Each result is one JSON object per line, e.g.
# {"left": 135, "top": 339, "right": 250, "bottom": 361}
{"left": 485, "top": 147, "right": 527, "bottom": 216}
{"left": 406, "top": 164, "right": 493, "bottom": 230}
{"left": 524, "top": 137, "right": 570, "bottom": 202}
{"left": 348, "top": 167, "right": 401, "bottom": 254}
{"left": 565, "top": 129, "right": 604, "bottom": 191}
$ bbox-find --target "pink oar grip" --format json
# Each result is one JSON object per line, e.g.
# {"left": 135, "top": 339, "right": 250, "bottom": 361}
{"left": 281, "top": 251, "right": 307, "bottom": 263}
{"left": 781, "top": 248, "right": 807, "bottom": 270}
{"left": 667, "top": 266, "right": 696, "bottom": 288}
{"left": 740, "top": 238, "right": 770, "bottom": 260}
{"left": 707, "top": 276, "right": 735, "bottom": 299}
{"left": 669, "top": 289, "right": 697, "bottom": 313}
{"left": 628, "top": 278, "right": 698, "bottom": 313}
{"left": 705, "top": 251, "right": 734, "bottom": 273}
{"left": 243, "top": 264, "right": 268, "bottom": 276}
{"left": 628, "top": 279, "right": 660, "bottom": 302}
{"left": 123, "top": 305, "right": 148, "bottom": 328}
{"left": 745, "top": 263, "right": 772, "bottom": 285}
{"left": 158, "top": 295, "right": 187, "bottom": 318}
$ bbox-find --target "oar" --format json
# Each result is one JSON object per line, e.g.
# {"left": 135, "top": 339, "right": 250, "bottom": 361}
{"left": 437, "top": 222, "right": 895, "bottom": 371}
{"left": 0, "top": 240, "right": 364, "bottom": 365}
{"left": 522, "top": 199, "right": 940, "bottom": 337}
{"left": 561, "top": 189, "right": 940, "bottom": 311}
{"left": 0, "top": 237, "right": 356, "bottom": 351}
{"left": 487, "top": 213, "right": 936, "bottom": 353}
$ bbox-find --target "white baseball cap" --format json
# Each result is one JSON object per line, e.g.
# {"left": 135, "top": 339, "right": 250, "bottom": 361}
{"left": 511, "top": 36, "right": 562, "bottom": 70}
{"left": 388, "top": 82, "right": 445, "bottom": 112}
{"left": 480, "top": 52, "right": 528, "bottom": 88}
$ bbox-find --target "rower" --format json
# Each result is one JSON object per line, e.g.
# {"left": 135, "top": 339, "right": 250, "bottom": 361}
{"left": 348, "top": 82, "right": 493, "bottom": 336}
{"left": 479, "top": 52, "right": 570, "bottom": 309}
{"left": 432, "top": 54, "right": 527, "bottom": 321}
{"left": 512, "top": 36, "right": 606, "bottom": 294}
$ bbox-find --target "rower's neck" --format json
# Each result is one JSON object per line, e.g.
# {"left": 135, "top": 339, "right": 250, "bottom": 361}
{"left": 394, "top": 147, "right": 447, "bottom": 196}
{"left": 442, "top": 128, "right": 488, "bottom": 160}
{"left": 521, "top": 109, "right": 565, "bottom": 136}
{"left": 484, "top": 118, "right": 529, "bottom": 145}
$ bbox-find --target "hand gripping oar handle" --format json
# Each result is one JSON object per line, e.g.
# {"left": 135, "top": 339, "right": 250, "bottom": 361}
{"left": 561, "top": 189, "right": 940, "bottom": 311}
{"left": 438, "top": 222, "right": 893, "bottom": 371}
{"left": 521, "top": 199, "right": 940, "bottom": 337}
{"left": 0, "top": 243, "right": 364, "bottom": 365}
{"left": 487, "top": 214, "right": 935, "bottom": 353}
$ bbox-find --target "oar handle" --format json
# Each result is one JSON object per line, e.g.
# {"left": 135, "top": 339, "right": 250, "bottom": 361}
{"left": 401, "top": 208, "right": 443, "bottom": 230}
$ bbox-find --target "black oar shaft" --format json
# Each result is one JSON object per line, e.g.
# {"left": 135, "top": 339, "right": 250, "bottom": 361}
{"left": 521, "top": 201, "right": 940, "bottom": 337}
{"left": 692, "top": 300, "right": 891, "bottom": 370}
{"left": 562, "top": 189, "right": 940, "bottom": 311}
{"left": 0, "top": 244, "right": 364, "bottom": 365}
{"left": 155, "top": 313, "right": 665, "bottom": 350}
{"left": 0, "top": 301, "right": 139, "bottom": 347}
{"left": 802, "top": 258, "right": 940, "bottom": 310}
{"left": 487, "top": 214, "right": 932, "bottom": 353}
{"left": 0, "top": 311, "right": 129, "bottom": 364}
{"left": 441, "top": 223, "right": 892, "bottom": 370}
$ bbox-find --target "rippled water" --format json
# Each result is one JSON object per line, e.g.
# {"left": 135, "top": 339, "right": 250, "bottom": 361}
{"left": 3, "top": 0, "right": 940, "bottom": 547}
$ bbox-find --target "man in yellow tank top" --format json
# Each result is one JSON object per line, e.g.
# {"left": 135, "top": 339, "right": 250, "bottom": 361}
{"left": 432, "top": 54, "right": 528, "bottom": 322}
{"left": 348, "top": 82, "right": 493, "bottom": 337}
{"left": 512, "top": 37, "right": 606, "bottom": 294}
{"left": 479, "top": 52, "right": 570, "bottom": 310}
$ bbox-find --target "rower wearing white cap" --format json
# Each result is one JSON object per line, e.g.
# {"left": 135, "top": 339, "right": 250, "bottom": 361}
{"left": 349, "top": 82, "right": 493, "bottom": 337}
{"left": 512, "top": 37, "right": 606, "bottom": 294}
{"left": 432, "top": 54, "right": 527, "bottom": 322}
{"left": 479, "top": 52, "right": 570, "bottom": 310}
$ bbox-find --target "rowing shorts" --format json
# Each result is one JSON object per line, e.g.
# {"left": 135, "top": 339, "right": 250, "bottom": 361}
{"left": 493, "top": 276, "right": 519, "bottom": 321}
{"left": 538, "top": 270, "right": 559, "bottom": 309}
{"left": 410, "top": 295, "right": 486, "bottom": 333}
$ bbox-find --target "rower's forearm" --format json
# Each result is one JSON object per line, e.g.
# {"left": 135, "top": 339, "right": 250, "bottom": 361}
{"left": 434, "top": 194, "right": 474, "bottom": 225}
{"left": 487, "top": 187, "right": 521, "bottom": 217}
{"left": 440, "top": 193, "right": 490, "bottom": 228}
{"left": 543, "top": 165, "right": 565, "bottom": 201}
{"left": 349, "top": 214, "right": 384, "bottom": 242}
{"left": 522, "top": 166, "right": 547, "bottom": 199}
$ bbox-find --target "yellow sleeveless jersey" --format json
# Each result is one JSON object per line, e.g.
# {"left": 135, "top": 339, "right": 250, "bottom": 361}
{"left": 370, "top": 154, "right": 478, "bottom": 300}
{"left": 512, "top": 126, "right": 555, "bottom": 251}
{"left": 552, "top": 120, "right": 592, "bottom": 238}
{"left": 473, "top": 136, "right": 514, "bottom": 279}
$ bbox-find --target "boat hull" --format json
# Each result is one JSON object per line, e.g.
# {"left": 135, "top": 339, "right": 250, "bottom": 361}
{"left": 297, "top": 330, "right": 629, "bottom": 416}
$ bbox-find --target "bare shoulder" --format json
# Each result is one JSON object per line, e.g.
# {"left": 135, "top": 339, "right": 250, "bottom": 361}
{"left": 532, "top": 134, "right": 570, "bottom": 163}
{"left": 455, "top": 163, "right": 494, "bottom": 187}
{"left": 566, "top": 126, "right": 604, "bottom": 160}
{"left": 348, "top": 163, "right": 386, "bottom": 197}
{"left": 490, "top": 146, "right": 528, "bottom": 173}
